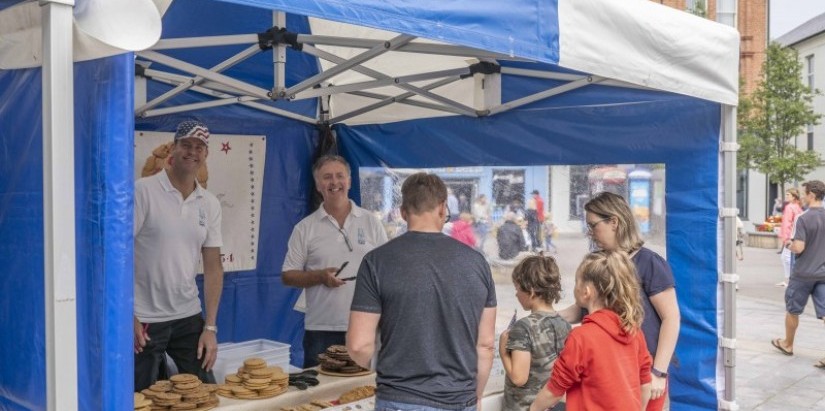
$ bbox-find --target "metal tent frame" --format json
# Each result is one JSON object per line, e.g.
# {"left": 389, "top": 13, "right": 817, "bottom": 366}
{"left": 134, "top": 16, "right": 644, "bottom": 126}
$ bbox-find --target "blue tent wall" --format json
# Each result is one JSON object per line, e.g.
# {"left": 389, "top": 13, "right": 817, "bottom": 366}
{"left": 337, "top": 96, "right": 720, "bottom": 411}
{"left": 0, "top": 59, "right": 48, "bottom": 411}
{"left": 135, "top": 108, "right": 316, "bottom": 368}
{"left": 0, "top": 54, "right": 135, "bottom": 410}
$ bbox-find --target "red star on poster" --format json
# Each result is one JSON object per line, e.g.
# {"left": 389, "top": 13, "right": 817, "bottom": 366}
{"left": 220, "top": 141, "right": 231, "bottom": 154}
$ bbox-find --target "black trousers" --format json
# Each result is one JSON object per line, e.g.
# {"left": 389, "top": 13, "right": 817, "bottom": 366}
{"left": 134, "top": 313, "right": 215, "bottom": 391}
{"left": 302, "top": 330, "right": 346, "bottom": 368}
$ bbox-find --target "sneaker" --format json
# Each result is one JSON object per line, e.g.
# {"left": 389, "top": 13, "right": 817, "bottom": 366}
{"left": 775, "top": 281, "right": 788, "bottom": 287}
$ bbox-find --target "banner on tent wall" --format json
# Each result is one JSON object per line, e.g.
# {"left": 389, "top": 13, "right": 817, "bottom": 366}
{"left": 134, "top": 131, "right": 266, "bottom": 272}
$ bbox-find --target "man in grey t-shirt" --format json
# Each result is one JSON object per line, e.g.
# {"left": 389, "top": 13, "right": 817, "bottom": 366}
{"left": 771, "top": 180, "right": 825, "bottom": 368}
{"left": 347, "top": 172, "right": 497, "bottom": 411}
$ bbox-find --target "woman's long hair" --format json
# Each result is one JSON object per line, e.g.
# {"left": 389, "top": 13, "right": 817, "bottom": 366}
{"left": 584, "top": 192, "right": 644, "bottom": 252}
{"left": 577, "top": 251, "right": 644, "bottom": 332}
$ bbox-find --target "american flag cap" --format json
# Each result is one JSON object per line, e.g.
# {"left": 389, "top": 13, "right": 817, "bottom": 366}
{"left": 174, "top": 120, "right": 210, "bottom": 145}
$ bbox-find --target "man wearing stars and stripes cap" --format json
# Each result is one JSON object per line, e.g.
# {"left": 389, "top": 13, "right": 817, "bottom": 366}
{"left": 132, "top": 119, "right": 224, "bottom": 391}
{"left": 174, "top": 120, "right": 210, "bottom": 145}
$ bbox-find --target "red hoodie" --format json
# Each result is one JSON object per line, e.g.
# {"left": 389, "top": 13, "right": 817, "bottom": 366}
{"left": 548, "top": 309, "right": 652, "bottom": 410}
{"left": 450, "top": 220, "right": 477, "bottom": 248}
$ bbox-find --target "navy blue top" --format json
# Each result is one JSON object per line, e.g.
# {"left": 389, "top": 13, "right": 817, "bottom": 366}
{"left": 632, "top": 247, "right": 676, "bottom": 361}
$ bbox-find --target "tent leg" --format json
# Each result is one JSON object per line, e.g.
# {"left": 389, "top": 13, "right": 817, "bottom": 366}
{"left": 41, "top": 1, "right": 78, "bottom": 410}
{"left": 720, "top": 105, "right": 738, "bottom": 410}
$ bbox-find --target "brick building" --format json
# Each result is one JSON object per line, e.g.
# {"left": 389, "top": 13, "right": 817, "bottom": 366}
{"left": 655, "top": 0, "right": 767, "bottom": 95}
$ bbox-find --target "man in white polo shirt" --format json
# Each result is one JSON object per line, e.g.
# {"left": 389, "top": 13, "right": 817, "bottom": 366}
{"left": 282, "top": 155, "right": 387, "bottom": 368}
{"left": 133, "top": 120, "right": 224, "bottom": 391}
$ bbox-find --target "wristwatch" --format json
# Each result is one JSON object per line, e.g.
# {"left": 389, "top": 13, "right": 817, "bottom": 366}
{"left": 651, "top": 367, "right": 668, "bottom": 378}
{"left": 204, "top": 325, "right": 218, "bottom": 334}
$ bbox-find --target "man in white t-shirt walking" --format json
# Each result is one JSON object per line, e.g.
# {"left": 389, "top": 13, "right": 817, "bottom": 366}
{"left": 133, "top": 120, "right": 224, "bottom": 391}
{"left": 282, "top": 155, "right": 387, "bottom": 368}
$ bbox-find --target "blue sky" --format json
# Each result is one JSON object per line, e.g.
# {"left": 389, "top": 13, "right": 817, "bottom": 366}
{"left": 770, "top": 0, "right": 825, "bottom": 39}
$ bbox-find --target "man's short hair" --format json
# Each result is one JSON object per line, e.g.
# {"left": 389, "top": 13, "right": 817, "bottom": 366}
{"left": 803, "top": 180, "right": 825, "bottom": 201}
{"left": 312, "top": 155, "right": 350, "bottom": 179}
{"left": 401, "top": 172, "right": 447, "bottom": 215}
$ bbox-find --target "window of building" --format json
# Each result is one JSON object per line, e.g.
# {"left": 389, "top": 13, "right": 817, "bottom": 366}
{"left": 808, "top": 124, "right": 814, "bottom": 151}
{"left": 807, "top": 54, "right": 815, "bottom": 90}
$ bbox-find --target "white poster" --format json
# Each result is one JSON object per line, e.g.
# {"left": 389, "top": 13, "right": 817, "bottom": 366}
{"left": 134, "top": 131, "right": 266, "bottom": 272}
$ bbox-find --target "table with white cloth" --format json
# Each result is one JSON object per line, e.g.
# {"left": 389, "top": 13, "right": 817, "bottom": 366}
{"left": 213, "top": 369, "right": 504, "bottom": 411}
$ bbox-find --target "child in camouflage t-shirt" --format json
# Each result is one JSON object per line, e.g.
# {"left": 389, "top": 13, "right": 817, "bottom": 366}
{"left": 499, "top": 255, "right": 571, "bottom": 411}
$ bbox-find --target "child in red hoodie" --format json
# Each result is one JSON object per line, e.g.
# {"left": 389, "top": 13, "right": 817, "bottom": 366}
{"left": 450, "top": 212, "right": 477, "bottom": 248}
{"left": 530, "top": 251, "right": 652, "bottom": 411}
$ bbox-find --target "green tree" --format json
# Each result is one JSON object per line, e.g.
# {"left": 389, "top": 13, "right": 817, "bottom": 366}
{"left": 739, "top": 42, "right": 822, "bottom": 193}
{"left": 688, "top": 0, "right": 707, "bottom": 18}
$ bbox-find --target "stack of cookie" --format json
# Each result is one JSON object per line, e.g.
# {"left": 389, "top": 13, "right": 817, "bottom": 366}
{"left": 317, "top": 345, "right": 368, "bottom": 374}
{"left": 134, "top": 392, "right": 153, "bottom": 411}
{"left": 217, "top": 357, "right": 290, "bottom": 400}
{"left": 138, "top": 374, "right": 220, "bottom": 411}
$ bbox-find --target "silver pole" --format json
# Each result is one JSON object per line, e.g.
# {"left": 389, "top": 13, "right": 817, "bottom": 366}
{"left": 41, "top": 0, "right": 78, "bottom": 410}
{"left": 716, "top": 2, "right": 738, "bottom": 409}
{"left": 273, "top": 11, "right": 286, "bottom": 98}
{"left": 720, "top": 106, "right": 739, "bottom": 410}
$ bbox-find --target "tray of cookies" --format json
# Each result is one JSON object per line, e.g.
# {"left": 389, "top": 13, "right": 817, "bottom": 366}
{"left": 317, "top": 346, "right": 371, "bottom": 376}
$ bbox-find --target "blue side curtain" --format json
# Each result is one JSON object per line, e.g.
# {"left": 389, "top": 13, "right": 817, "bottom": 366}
{"left": 338, "top": 96, "right": 721, "bottom": 411}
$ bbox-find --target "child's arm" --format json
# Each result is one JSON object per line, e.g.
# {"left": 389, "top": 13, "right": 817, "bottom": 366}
{"left": 558, "top": 303, "right": 583, "bottom": 324}
{"left": 530, "top": 386, "right": 562, "bottom": 411}
{"left": 498, "top": 331, "right": 531, "bottom": 386}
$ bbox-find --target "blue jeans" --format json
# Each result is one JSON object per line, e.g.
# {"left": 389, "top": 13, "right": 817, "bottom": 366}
{"left": 375, "top": 398, "right": 477, "bottom": 411}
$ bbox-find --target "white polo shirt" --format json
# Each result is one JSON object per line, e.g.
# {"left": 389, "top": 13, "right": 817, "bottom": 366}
{"left": 282, "top": 201, "right": 387, "bottom": 331}
{"left": 134, "top": 170, "right": 223, "bottom": 323}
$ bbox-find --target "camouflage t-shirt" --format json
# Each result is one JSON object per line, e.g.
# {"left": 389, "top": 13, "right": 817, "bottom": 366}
{"left": 504, "top": 311, "right": 571, "bottom": 411}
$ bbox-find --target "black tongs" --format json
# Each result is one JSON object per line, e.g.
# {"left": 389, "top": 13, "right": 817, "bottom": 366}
{"left": 289, "top": 369, "right": 320, "bottom": 390}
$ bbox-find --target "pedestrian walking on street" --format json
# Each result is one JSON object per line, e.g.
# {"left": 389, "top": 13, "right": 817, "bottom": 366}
{"left": 771, "top": 180, "right": 825, "bottom": 369}
{"left": 776, "top": 188, "right": 803, "bottom": 287}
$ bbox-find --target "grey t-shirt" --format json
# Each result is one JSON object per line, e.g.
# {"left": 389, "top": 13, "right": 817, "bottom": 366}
{"left": 351, "top": 231, "right": 497, "bottom": 409}
{"left": 503, "top": 312, "right": 570, "bottom": 411}
{"left": 793, "top": 207, "right": 825, "bottom": 279}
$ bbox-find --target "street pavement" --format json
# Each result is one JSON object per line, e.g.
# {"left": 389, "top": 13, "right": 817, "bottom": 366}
{"left": 486, "top": 233, "right": 825, "bottom": 410}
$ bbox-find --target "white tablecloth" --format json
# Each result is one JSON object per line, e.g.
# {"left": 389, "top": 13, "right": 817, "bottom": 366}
{"left": 215, "top": 371, "right": 504, "bottom": 411}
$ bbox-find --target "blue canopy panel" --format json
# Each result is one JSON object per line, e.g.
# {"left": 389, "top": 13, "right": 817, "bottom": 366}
{"left": 0, "top": 54, "right": 135, "bottom": 411}
{"left": 337, "top": 94, "right": 720, "bottom": 411}
{"left": 146, "top": 0, "right": 320, "bottom": 118}
{"left": 216, "top": 0, "right": 560, "bottom": 64}
{"left": 0, "top": 0, "right": 22, "bottom": 12}
{"left": 135, "top": 104, "right": 318, "bottom": 368}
